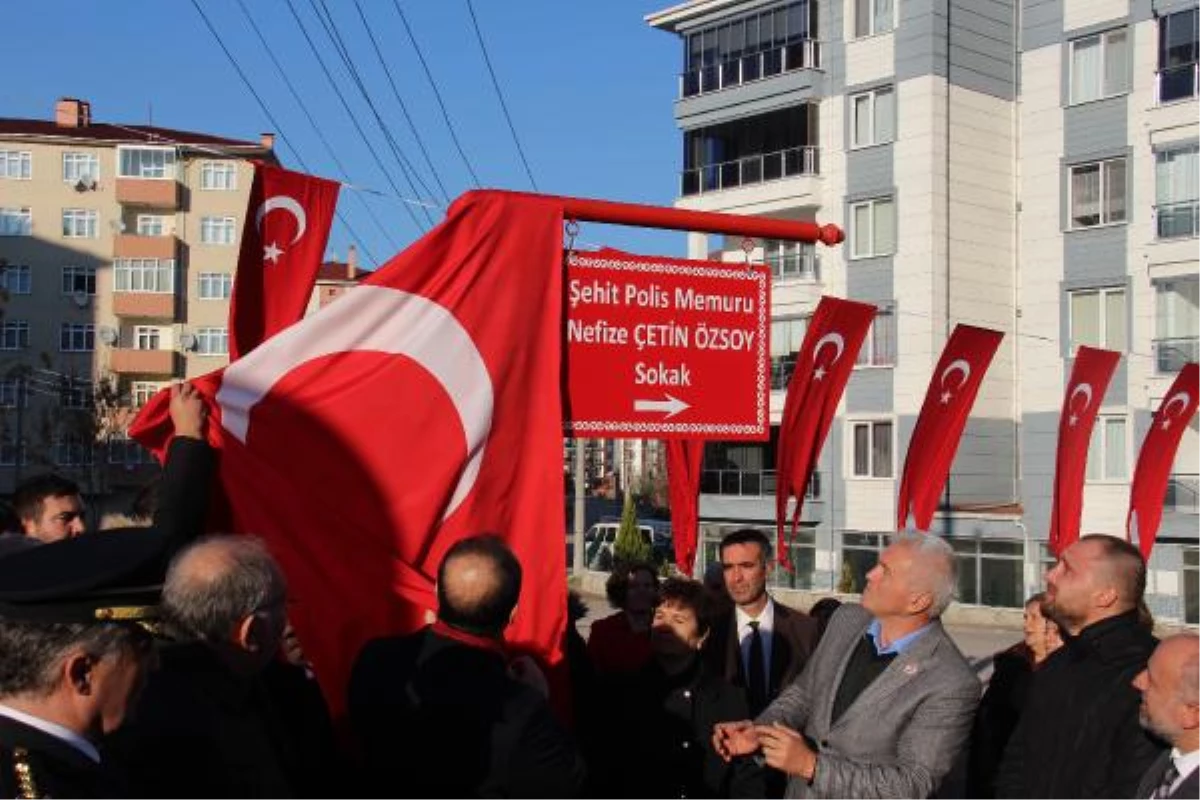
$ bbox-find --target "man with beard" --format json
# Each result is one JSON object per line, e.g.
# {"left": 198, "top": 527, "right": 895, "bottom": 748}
{"left": 1132, "top": 634, "right": 1199, "bottom": 799}
{"left": 996, "top": 534, "right": 1164, "bottom": 797}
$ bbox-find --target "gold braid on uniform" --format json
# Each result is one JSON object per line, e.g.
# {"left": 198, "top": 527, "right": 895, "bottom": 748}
{"left": 11, "top": 747, "right": 42, "bottom": 799}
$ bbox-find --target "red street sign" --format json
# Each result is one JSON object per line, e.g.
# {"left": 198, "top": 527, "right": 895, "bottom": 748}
{"left": 564, "top": 249, "right": 770, "bottom": 440}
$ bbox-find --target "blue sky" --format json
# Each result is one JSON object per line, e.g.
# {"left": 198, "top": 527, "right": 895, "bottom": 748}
{"left": 4, "top": 0, "right": 688, "bottom": 267}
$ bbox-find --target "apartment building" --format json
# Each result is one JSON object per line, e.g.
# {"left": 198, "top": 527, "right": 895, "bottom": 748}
{"left": 647, "top": 0, "right": 1198, "bottom": 623}
{"left": 0, "top": 97, "right": 274, "bottom": 499}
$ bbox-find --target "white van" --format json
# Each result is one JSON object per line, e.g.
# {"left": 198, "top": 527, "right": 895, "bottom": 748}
{"left": 583, "top": 521, "right": 667, "bottom": 570}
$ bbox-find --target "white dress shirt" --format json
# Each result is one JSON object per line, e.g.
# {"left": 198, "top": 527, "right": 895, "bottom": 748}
{"left": 1158, "top": 747, "right": 1200, "bottom": 798}
{"left": 736, "top": 597, "right": 775, "bottom": 690}
{"left": 0, "top": 702, "right": 100, "bottom": 763}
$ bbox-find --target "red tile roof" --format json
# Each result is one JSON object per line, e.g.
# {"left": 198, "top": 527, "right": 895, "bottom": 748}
{"left": 316, "top": 261, "right": 368, "bottom": 282}
{"left": 0, "top": 118, "right": 266, "bottom": 150}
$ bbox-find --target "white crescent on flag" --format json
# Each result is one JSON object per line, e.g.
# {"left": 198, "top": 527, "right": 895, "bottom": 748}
{"left": 940, "top": 359, "right": 972, "bottom": 390}
{"left": 1163, "top": 391, "right": 1192, "bottom": 419}
{"left": 1069, "top": 382, "right": 1094, "bottom": 412}
{"left": 813, "top": 332, "right": 845, "bottom": 365}
{"left": 256, "top": 195, "right": 308, "bottom": 244}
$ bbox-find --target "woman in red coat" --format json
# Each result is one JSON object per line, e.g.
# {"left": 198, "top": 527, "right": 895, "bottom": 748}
{"left": 587, "top": 562, "right": 658, "bottom": 675}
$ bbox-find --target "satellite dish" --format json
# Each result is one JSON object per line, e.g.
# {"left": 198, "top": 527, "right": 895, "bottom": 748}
{"left": 72, "top": 291, "right": 89, "bottom": 308}
{"left": 74, "top": 179, "right": 88, "bottom": 192}
{"left": 179, "top": 333, "right": 197, "bottom": 352}
{"left": 98, "top": 327, "right": 118, "bottom": 346}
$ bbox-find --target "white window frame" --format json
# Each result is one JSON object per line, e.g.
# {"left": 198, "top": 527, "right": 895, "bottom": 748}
{"left": 117, "top": 146, "right": 176, "bottom": 180}
{"left": 763, "top": 241, "right": 817, "bottom": 282}
{"left": 61, "top": 265, "right": 97, "bottom": 296}
{"left": 197, "top": 272, "right": 233, "bottom": 300}
{"left": 200, "top": 161, "right": 238, "bottom": 191}
{"left": 850, "top": 87, "right": 895, "bottom": 148}
{"left": 0, "top": 378, "right": 27, "bottom": 409}
{"left": 1069, "top": 286, "right": 1127, "bottom": 351}
{"left": 0, "top": 208, "right": 32, "bottom": 237}
{"left": 61, "top": 208, "right": 98, "bottom": 239}
{"left": 136, "top": 214, "right": 169, "bottom": 237}
{"left": 1069, "top": 29, "right": 1130, "bottom": 105}
{"left": 850, "top": 197, "right": 896, "bottom": 259}
{"left": 1068, "top": 158, "right": 1127, "bottom": 229}
{"left": 60, "top": 379, "right": 92, "bottom": 410}
{"left": 54, "top": 435, "right": 93, "bottom": 467}
{"left": 0, "top": 150, "right": 31, "bottom": 180}
{"left": 60, "top": 323, "right": 95, "bottom": 353}
{"left": 856, "top": 307, "right": 896, "bottom": 367}
{"left": 0, "top": 321, "right": 29, "bottom": 351}
{"left": 0, "top": 265, "right": 31, "bottom": 296}
{"left": 195, "top": 327, "right": 229, "bottom": 356}
{"left": 854, "top": 0, "right": 895, "bottom": 38}
{"left": 133, "top": 326, "right": 162, "bottom": 351}
{"left": 131, "top": 381, "right": 167, "bottom": 408}
{"left": 62, "top": 152, "right": 99, "bottom": 184}
{"left": 200, "top": 216, "right": 237, "bottom": 246}
{"left": 114, "top": 259, "right": 175, "bottom": 294}
{"left": 1086, "top": 414, "right": 1129, "bottom": 482}
{"left": 848, "top": 418, "right": 895, "bottom": 479}
{"left": 0, "top": 437, "right": 28, "bottom": 468}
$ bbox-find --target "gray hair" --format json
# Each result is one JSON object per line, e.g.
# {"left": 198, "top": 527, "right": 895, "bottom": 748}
{"left": 163, "top": 535, "right": 286, "bottom": 643}
{"left": 0, "top": 619, "right": 142, "bottom": 698}
{"left": 892, "top": 530, "right": 957, "bottom": 619}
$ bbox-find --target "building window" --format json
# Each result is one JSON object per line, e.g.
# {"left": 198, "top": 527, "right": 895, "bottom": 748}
{"left": 200, "top": 216, "right": 237, "bottom": 245}
{"left": 856, "top": 307, "right": 896, "bottom": 366}
{"left": 133, "top": 327, "right": 161, "bottom": 351}
{"left": 1184, "top": 547, "right": 1199, "bottom": 624}
{"left": 0, "top": 265, "right": 31, "bottom": 295}
{"left": 1069, "top": 29, "right": 1129, "bottom": 104}
{"left": 0, "top": 208, "right": 32, "bottom": 237}
{"left": 0, "top": 150, "right": 31, "bottom": 180}
{"left": 114, "top": 259, "right": 174, "bottom": 293}
{"left": 60, "top": 323, "right": 94, "bottom": 353}
{"left": 117, "top": 146, "right": 176, "bottom": 179}
{"left": 1159, "top": 9, "right": 1199, "bottom": 104}
{"left": 1155, "top": 277, "right": 1199, "bottom": 372}
{"left": 682, "top": 104, "right": 820, "bottom": 195}
{"left": 136, "top": 215, "right": 168, "bottom": 237}
{"left": 851, "top": 420, "right": 893, "bottom": 478}
{"left": 0, "top": 378, "right": 27, "bottom": 409}
{"left": 948, "top": 538, "right": 1024, "bottom": 608}
{"left": 200, "top": 161, "right": 238, "bottom": 190}
{"left": 1069, "top": 287, "right": 1126, "bottom": 351}
{"left": 131, "top": 381, "right": 166, "bottom": 407}
{"left": 682, "top": 2, "right": 818, "bottom": 97}
{"left": 195, "top": 327, "right": 228, "bottom": 356}
{"left": 764, "top": 240, "right": 817, "bottom": 282}
{"left": 108, "top": 437, "right": 153, "bottom": 466}
{"left": 61, "top": 209, "right": 98, "bottom": 239}
{"left": 61, "top": 380, "right": 91, "bottom": 410}
{"left": 197, "top": 272, "right": 233, "bottom": 300}
{"left": 61, "top": 266, "right": 97, "bottom": 296}
{"left": 1069, "top": 158, "right": 1126, "bottom": 228}
{"left": 851, "top": 87, "right": 895, "bottom": 148}
{"left": 1155, "top": 144, "right": 1199, "bottom": 239}
{"left": 1086, "top": 415, "right": 1127, "bottom": 481}
{"left": 854, "top": 0, "right": 894, "bottom": 37}
{"left": 0, "top": 322, "right": 29, "bottom": 351}
{"left": 0, "top": 437, "right": 27, "bottom": 468}
{"left": 850, "top": 197, "right": 895, "bottom": 258}
{"left": 771, "top": 316, "right": 808, "bottom": 390}
{"left": 62, "top": 152, "right": 99, "bottom": 184}
{"left": 54, "top": 436, "right": 93, "bottom": 467}
{"left": 839, "top": 531, "right": 887, "bottom": 593}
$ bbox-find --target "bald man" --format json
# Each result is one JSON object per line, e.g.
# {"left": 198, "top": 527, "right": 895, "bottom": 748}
{"left": 1133, "top": 634, "right": 1200, "bottom": 799}
{"left": 349, "top": 536, "right": 585, "bottom": 798}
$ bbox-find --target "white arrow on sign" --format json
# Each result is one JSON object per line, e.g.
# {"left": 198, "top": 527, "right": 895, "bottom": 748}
{"left": 634, "top": 394, "right": 691, "bottom": 419}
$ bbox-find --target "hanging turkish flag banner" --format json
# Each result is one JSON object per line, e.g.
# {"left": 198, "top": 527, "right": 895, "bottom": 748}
{"left": 896, "top": 325, "right": 1005, "bottom": 531}
{"left": 666, "top": 439, "right": 704, "bottom": 575}
{"left": 1127, "top": 363, "right": 1198, "bottom": 559}
{"left": 131, "top": 191, "right": 566, "bottom": 719}
{"left": 1048, "top": 346, "right": 1121, "bottom": 556}
{"left": 776, "top": 296, "right": 876, "bottom": 569}
{"left": 229, "top": 162, "right": 340, "bottom": 360}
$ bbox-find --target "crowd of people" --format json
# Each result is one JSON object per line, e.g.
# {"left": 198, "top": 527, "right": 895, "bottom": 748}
{"left": 0, "top": 394, "right": 1194, "bottom": 798}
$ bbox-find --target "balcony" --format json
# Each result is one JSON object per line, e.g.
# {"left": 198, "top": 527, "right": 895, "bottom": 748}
{"left": 113, "top": 234, "right": 178, "bottom": 260}
{"left": 112, "top": 292, "right": 176, "bottom": 319}
{"left": 115, "top": 178, "right": 179, "bottom": 209}
{"left": 1155, "top": 201, "right": 1199, "bottom": 240}
{"left": 682, "top": 146, "right": 819, "bottom": 196}
{"left": 680, "top": 40, "right": 822, "bottom": 98}
{"left": 1166, "top": 474, "right": 1199, "bottom": 514}
{"left": 109, "top": 348, "right": 177, "bottom": 375}
{"left": 699, "top": 468, "right": 820, "bottom": 499}
{"left": 1154, "top": 337, "right": 1199, "bottom": 373}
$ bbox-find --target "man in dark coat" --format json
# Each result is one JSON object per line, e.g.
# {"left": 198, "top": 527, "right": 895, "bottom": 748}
{"left": 1132, "top": 633, "right": 1199, "bottom": 799}
{"left": 996, "top": 534, "right": 1165, "bottom": 798}
{"left": 349, "top": 535, "right": 586, "bottom": 798}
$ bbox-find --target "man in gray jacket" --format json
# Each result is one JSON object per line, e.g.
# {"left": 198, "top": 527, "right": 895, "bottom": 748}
{"left": 714, "top": 531, "right": 979, "bottom": 798}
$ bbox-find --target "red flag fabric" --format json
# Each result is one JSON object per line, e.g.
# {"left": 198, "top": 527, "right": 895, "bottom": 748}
{"left": 1127, "top": 363, "right": 1199, "bottom": 559}
{"left": 1048, "top": 346, "right": 1122, "bottom": 556}
{"left": 776, "top": 296, "right": 876, "bottom": 569}
{"left": 666, "top": 439, "right": 704, "bottom": 575}
{"left": 896, "top": 325, "right": 1005, "bottom": 530}
{"left": 229, "top": 163, "right": 340, "bottom": 360}
{"left": 131, "top": 190, "right": 566, "bottom": 719}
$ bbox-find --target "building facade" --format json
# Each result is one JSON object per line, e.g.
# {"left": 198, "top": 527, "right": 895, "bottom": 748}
{"left": 647, "top": 0, "right": 1198, "bottom": 623}
{"left": 0, "top": 98, "right": 274, "bottom": 501}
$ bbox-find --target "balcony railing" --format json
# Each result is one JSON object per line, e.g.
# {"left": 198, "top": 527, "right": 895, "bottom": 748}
{"left": 699, "top": 468, "right": 820, "bottom": 499}
{"left": 1156, "top": 63, "right": 1199, "bottom": 105}
{"left": 771, "top": 359, "right": 796, "bottom": 390}
{"left": 681, "top": 40, "right": 823, "bottom": 98}
{"left": 1155, "top": 201, "right": 1199, "bottom": 239}
{"left": 682, "top": 146, "right": 820, "bottom": 196}
{"left": 766, "top": 248, "right": 819, "bottom": 282}
{"left": 1154, "top": 336, "right": 1199, "bottom": 373}
{"left": 1166, "top": 474, "right": 1199, "bottom": 513}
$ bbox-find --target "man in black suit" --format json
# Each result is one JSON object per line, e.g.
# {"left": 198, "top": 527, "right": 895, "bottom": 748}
{"left": 349, "top": 535, "right": 585, "bottom": 798}
{"left": 704, "top": 528, "right": 818, "bottom": 717}
{"left": 1133, "top": 633, "right": 1199, "bottom": 799}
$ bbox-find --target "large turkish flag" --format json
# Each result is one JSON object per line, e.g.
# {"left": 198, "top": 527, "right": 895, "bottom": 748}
{"left": 132, "top": 191, "right": 567, "bottom": 718}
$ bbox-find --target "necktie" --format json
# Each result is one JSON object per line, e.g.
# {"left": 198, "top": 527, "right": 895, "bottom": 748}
{"left": 1152, "top": 760, "right": 1179, "bottom": 799}
{"left": 747, "top": 620, "right": 767, "bottom": 714}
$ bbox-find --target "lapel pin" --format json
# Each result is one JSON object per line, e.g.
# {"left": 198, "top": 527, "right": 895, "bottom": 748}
{"left": 903, "top": 663, "right": 919, "bottom": 676}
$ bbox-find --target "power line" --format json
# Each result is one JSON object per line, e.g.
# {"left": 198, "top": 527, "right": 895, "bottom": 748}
{"left": 391, "top": 0, "right": 481, "bottom": 188}
{"left": 282, "top": 0, "right": 427, "bottom": 236}
{"left": 464, "top": 0, "right": 538, "bottom": 190}
{"left": 186, "top": 0, "right": 380, "bottom": 265}
{"left": 233, "top": 0, "right": 400, "bottom": 255}
{"left": 352, "top": 0, "right": 450, "bottom": 204}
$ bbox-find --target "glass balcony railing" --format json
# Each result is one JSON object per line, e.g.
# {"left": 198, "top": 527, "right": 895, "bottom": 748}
{"left": 680, "top": 40, "right": 823, "bottom": 98}
{"left": 1157, "top": 63, "right": 1199, "bottom": 105}
{"left": 682, "top": 146, "right": 820, "bottom": 196}
{"left": 699, "top": 469, "right": 820, "bottom": 499}
{"left": 1155, "top": 201, "right": 1199, "bottom": 239}
{"left": 1154, "top": 336, "right": 1199, "bottom": 373}
{"left": 1166, "top": 474, "right": 1199, "bottom": 513}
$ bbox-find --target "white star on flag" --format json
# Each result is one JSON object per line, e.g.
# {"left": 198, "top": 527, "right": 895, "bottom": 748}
{"left": 940, "top": 391, "right": 953, "bottom": 404}
{"left": 814, "top": 366, "right": 826, "bottom": 381}
{"left": 264, "top": 242, "right": 283, "bottom": 264}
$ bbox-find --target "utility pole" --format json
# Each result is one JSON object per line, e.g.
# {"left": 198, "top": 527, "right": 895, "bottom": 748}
{"left": 572, "top": 438, "right": 585, "bottom": 574}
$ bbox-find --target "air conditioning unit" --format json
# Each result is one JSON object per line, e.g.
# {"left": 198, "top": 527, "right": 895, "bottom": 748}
{"left": 71, "top": 291, "right": 90, "bottom": 309}
{"left": 179, "top": 333, "right": 198, "bottom": 352}
{"left": 98, "top": 327, "right": 118, "bottom": 346}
